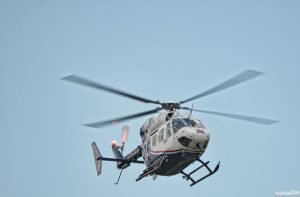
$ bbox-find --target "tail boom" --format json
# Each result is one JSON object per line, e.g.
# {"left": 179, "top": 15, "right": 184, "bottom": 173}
{"left": 91, "top": 142, "right": 144, "bottom": 176}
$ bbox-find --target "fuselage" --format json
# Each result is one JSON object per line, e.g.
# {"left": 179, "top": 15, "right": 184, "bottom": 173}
{"left": 141, "top": 115, "right": 210, "bottom": 176}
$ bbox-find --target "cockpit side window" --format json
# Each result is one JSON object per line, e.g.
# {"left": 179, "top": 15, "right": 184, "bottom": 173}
{"left": 152, "top": 134, "right": 157, "bottom": 146}
{"left": 158, "top": 128, "right": 164, "bottom": 143}
{"left": 166, "top": 122, "right": 171, "bottom": 138}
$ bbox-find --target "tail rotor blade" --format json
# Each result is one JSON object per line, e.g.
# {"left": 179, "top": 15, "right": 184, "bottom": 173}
{"left": 122, "top": 125, "right": 129, "bottom": 144}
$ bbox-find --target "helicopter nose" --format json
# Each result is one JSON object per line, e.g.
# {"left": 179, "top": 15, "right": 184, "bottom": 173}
{"left": 194, "top": 128, "right": 210, "bottom": 142}
{"left": 188, "top": 128, "right": 210, "bottom": 150}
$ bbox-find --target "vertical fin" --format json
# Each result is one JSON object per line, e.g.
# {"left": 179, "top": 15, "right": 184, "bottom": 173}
{"left": 91, "top": 142, "right": 102, "bottom": 176}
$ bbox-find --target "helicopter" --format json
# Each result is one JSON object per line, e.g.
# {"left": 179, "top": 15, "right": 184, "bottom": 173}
{"left": 62, "top": 69, "right": 278, "bottom": 186}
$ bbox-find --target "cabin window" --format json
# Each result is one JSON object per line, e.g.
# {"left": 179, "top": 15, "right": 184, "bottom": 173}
{"left": 152, "top": 134, "right": 157, "bottom": 146}
{"left": 166, "top": 122, "right": 171, "bottom": 138}
{"left": 158, "top": 128, "right": 164, "bottom": 143}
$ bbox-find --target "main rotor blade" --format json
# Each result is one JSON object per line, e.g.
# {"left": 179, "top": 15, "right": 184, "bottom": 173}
{"left": 84, "top": 108, "right": 162, "bottom": 128}
{"left": 62, "top": 75, "right": 161, "bottom": 105}
{"left": 181, "top": 107, "right": 278, "bottom": 125}
{"left": 179, "top": 70, "right": 263, "bottom": 104}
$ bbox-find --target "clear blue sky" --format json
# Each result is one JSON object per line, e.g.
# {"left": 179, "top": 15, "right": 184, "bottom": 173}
{"left": 1, "top": 0, "right": 299, "bottom": 196}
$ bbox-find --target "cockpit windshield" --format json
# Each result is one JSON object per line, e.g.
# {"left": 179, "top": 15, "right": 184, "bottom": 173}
{"left": 172, "top": 118, "right": 205, "bottom": 133}
{"left": 172, "top": 118, "right": 187, "bottom": 133}
{"left": 183, "top": 118, "right": 205, "bottom": 129}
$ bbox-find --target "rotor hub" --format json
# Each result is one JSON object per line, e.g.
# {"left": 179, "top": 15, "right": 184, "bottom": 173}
{"left": 161, "top": 102, "right": 180, "bottom": 111}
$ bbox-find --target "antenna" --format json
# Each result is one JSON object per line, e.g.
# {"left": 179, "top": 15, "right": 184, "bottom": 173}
{"left": 114, "top": 169, "right": 124, "bottom": 185}
{"left": 188, "top": 103, "right": 194, "bottom": 119}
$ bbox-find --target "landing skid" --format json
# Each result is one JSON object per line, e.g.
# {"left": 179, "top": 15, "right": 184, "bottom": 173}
{"left": 180, "top": 159, "right": 220, "bottom": 187}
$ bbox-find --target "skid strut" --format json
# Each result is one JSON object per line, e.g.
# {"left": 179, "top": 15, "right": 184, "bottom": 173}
{"left": 180, "top": 159, "right": 220, "bottom": 187}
